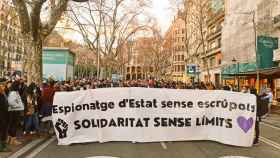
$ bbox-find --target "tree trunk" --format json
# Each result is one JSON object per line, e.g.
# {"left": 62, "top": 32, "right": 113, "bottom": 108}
{"left": 25, "top": 38, "right": 43, "bottom": 85}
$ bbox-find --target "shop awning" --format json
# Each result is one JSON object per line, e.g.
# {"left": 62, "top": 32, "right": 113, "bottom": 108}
{"left": 222, "top": 67, "right": 280, "bottom": 79}
{"left": 260, "top": 67, "right": 280, "bottom": 78}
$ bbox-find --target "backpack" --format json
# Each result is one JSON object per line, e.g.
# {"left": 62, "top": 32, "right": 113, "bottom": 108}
{"left": 7, "top": 91, "right": 24, "bottom": 111}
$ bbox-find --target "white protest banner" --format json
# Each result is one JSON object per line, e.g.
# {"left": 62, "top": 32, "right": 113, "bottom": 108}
{"left": 52, "top": 88, "right": 256, "bottom": 147}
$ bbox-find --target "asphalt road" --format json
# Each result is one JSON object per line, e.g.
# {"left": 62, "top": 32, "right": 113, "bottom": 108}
{"left": 22, "top": 122, "right": 280, "bottom": 158}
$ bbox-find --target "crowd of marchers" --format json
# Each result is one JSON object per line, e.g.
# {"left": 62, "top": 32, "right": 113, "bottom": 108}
{"left": 0, "top": 77, "right": 273, "bottom": 151}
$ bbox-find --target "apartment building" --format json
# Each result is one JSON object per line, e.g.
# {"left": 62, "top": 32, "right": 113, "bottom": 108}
{"left": 125, "top": 37, "right": 155, "bottom": 80}
{"left": 169, "top": 11, "right": 187, "bottom": 81}
{"left": 222, "top": 0, "right": 280, "bottom": 99}
{"left": 0, "top": 0, "right": 27, "bottom": 77}
{"left": 183, "top": 0, "right": 209, "bottom": 83}
{"left": 201, "top": 0, "right": 224, "bottom": 87}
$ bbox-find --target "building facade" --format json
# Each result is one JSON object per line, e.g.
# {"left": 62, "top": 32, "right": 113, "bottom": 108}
{"left": 201, "top": 0, "right": 224, "bottom": 87}
{"left": 222, "top": 0, "right": 280, "bottom": 100}
{"left": 183, "top": 0, "right": 209, "bottom": 84}
{"left": 165, "top": 11, "right": 187, "bottom": 82}
{"left": 0, "top": 0, "right": 27, "bottom": 77}
{"left": 261, "top": 0, "right": 280, "bottom": 100}
{"left": 125, "top": 37, "right": 155, "bottom": 80}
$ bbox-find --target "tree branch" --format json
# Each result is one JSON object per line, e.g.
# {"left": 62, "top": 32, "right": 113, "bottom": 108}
{"left": 12, "top": 0, "right": 31, "bottom": 34}
{"left": 41, "top": 0, "right": 69, "bottom": 37}
{"left": 30, "top": 0, "right": 45, "bottom": 41}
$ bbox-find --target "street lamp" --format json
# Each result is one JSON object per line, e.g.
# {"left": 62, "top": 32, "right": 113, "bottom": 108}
{"left": 232, "top": 57, "right": 240, "bottom": 92}
{"left": 228, "top": 11, "right": 259, "bottom": 92}
{"left": 196, "top": 65, "right": 200, "bottom": 83}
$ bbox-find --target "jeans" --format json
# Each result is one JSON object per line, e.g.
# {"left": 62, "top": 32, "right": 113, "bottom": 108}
{"left": 24, "top": 112, "right": 39, "bottom": 133}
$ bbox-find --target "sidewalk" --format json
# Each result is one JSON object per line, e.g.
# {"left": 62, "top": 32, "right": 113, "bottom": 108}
{"left": 272, "top": 104, "right": 280, "bottom": 115}
{"left": 0, "top": 134, "right": 49, "bottom": 158}
{"left": 261, "top": 105, "right": 280, "bottom": 127}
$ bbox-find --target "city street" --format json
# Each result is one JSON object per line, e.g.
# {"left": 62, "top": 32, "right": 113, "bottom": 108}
{"left": 1, "top": 0, "right": 280, "bottom": 158}
{"left": 7, "top": 115, "right": 280, "bottom": 158}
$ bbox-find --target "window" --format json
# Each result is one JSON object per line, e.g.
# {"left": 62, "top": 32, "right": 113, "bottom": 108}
{"left": 210, "top": 57, "right": 216, "bottom": 67}
{"left": 209, "top": 26, "right": 215, "bottom": 34}
{"left": 218, "top": 38, "right": 221, "bottom": 47}
{"left": 182, "top": 55, "right": 184, "bottom": 61}
{"left": 181, "top": 65, "right": 185, "bottom": 72}
{"left": 218, "top": 58, "right": 222, "bottom": 65}
{"left": 209, "top": 41, "right": 217, "bottom": 49}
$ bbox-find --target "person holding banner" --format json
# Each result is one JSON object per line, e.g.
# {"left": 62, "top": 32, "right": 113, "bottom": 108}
{"left": 250, "top": 87, "right": 269, "bottom": 145}
{"left": 40, "top": 80, "right": 55, "bottom": 134}
{"left": 249, "top": 88, "right": 260, "bottom": 145}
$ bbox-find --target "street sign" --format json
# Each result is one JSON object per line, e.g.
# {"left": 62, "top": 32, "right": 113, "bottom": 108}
{"left": 112, "top": 74, "right": 122, "bottom": 82}
{"left": 186, "top": 64, "right": 197, "bottom": 74}
{"left": 257, "top": 36, "right": 278, "bottom": 69}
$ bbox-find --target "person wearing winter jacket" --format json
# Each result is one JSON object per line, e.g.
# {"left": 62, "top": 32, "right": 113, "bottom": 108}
{"left": 0, "top": 79, "right": 10, "bottom": 152}
{"left": 6, "top": 81, "right": 23, "bottom": 146}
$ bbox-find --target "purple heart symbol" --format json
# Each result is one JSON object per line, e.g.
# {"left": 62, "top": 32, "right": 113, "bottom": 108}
{"left": 237, "top": 117, "right": 254, "bottom": 133}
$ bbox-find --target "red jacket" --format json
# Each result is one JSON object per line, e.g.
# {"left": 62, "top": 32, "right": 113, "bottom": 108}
{"left": 41, "top": 85, "right": 55, "bottom": 106}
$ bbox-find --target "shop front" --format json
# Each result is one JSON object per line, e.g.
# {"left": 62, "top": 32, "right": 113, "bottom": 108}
{"left": 222, "top": 65, "right": 280, "bottom": 101}
{"left": 222, "top": 62, "right": 257, "bottom": 91}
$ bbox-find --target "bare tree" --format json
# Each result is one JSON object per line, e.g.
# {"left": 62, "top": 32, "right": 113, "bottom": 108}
{"left": 148, "top": 26, "right": 172, "bottom": 79}
{"left": 131, "top": 23, "right": 172, "bottom": 80}
{"left": 12, "top": 0, "right": 88, "bottom": 84}
{"left": 67, "top": 0, "right": 151, "bottom": 79}
{"left": 180, "top": 0, "right": 210, "bottom": 82}
{"left": 195, "top": 0, "right": 210, "bottom": 82}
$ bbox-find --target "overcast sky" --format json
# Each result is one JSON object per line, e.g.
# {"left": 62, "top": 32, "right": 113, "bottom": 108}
{"left": 149, "top": 0, "right": 174, "bottom": 33}
{"left": 60, "top": 0, "right": 175, "bottom": 42}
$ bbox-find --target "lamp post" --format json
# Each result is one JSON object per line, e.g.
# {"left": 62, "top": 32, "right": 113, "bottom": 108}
{"left": 232, "top": 57, "right": 240, "bottom": 92}
{"left": 229, "top": 11, "right": 259, "bottom": 92}
{"left": 197, "top": 65, "right": 200, "bottom": 83}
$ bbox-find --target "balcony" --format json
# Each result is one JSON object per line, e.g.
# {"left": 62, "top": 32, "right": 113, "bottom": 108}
{"left": 274, "top": 14, "right": 280, "bottom": 28}
{"left": 200, "top": 44, "right": 221, "bottom": 59}
{"left": 207, "top": 26, "right": 222, "bottom": 41}
{"left": 207, "top": 10, "right": 225, "bottom": 26}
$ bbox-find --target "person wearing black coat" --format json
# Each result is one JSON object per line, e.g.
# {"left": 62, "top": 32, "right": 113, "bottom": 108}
{"left": 250, "top": 88, "right": 269, "bottom": 145}
{"left": 0, "top": 79, "right": 10, "bottom": 152}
